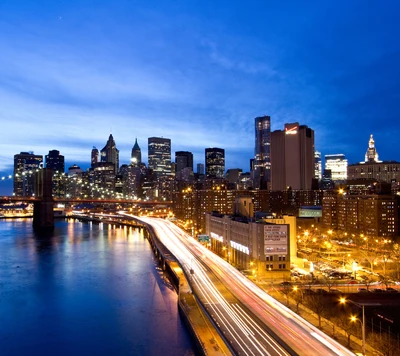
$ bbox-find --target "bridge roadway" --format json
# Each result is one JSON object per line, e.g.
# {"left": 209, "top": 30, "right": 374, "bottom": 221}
{"left": 132, "top": 216, "right": 355, "bottom": 356}
{"left": 0, "top": 196, "right": 172, "bottom": 205}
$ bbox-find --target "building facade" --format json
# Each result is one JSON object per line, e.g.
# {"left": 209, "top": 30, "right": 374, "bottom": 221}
{"left": 325, "top": 154, "right": 348, "bottom": 183}
{"left": 197, "top": 163, "right": 204, "bottom": 175}
{"left": 206, "top": 212, "right": 290, "bottom": 279}
{"left": 131, "top": 138, "right": 142, "bottom": 166}
{"left": 45, "top": 150, "right": 65, "bottom": 172}
{"left": 175, "top": 151, "right": 193, "bottom": 175}
{"left": 205, "top": 147, "right": 225, "bottom": 178}
{"left": 45, "top": 150, "right": 66, "bottom": 198}
{"left": 322, "top": 192, "right": 399, "bottom": 237}
{"left": 13, "top": 152, "right": 43, "bottom": 197}
{"left": 314, "top": 151, "right": 322, "bottom": 181}
{"left": 100, "top": 134, "right": 119, "bottom": 173}
{"left": 347, "top": 135, "right": 400, "bottom": 183}
{"left": 365, "top": 134, "right": 380, "bottom": 163}
{"left": 91, "top": 162, "right": 116, "bottom": 197}
{"left": 148, "top": 137, "right": 172, "bottom": 177}
{"left": 254, "top": 116, "right": 271, "bottom": 189}
{"left": 91, "top": 147, "right": 99, "bottom": 167}
{"left": 271, "top": 123, "right": 315, "bottom": 191}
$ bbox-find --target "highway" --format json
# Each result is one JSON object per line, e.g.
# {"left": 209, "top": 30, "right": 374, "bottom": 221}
{"left": 132, "top": 216, "right": 355, "bottom": 356}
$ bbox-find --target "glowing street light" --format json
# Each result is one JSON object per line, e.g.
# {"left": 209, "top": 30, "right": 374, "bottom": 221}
{"left": 339, "top": 298, "right": 381, "bottom": 356}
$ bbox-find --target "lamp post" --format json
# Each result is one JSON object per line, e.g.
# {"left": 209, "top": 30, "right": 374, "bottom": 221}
{"left": 339, "top": 298, "right": 381, "bottom": 356}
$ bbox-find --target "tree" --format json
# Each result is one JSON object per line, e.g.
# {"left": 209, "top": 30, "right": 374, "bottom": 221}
{"left": 304, "top": 293, "right": 330, "bottom": 328}
{"left": 390, "top": 243, "right": 400, "bottom": 281}
{"left": 321, "top": 277, "right": 337, "bottom": 292}
{"left": 379, "top": 274, "right": 392, "bottom": 289}
{"left": 280, "top": 284, "right": 293, "bottom": 306}
{"left": 368, "top": 331, "right": 398, "bottom": 356}
{"left": 360, "top": 275, "right": 375, "bottom": 291}
{"left": 333, "top": 312, "right": 360, "bottom": 348}
{"left": 291, "top": 286, "right": 304, "bottom": 313}
{"left": 353, "top": 235, "right": 380, "bottom": 272}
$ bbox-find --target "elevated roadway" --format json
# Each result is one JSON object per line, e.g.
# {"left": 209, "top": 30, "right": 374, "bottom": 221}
{"left": 132, "top": 216, "right": 355, "bottom": 356}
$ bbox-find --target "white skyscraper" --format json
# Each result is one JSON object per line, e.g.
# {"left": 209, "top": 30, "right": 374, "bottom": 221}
{"left": 314, "top": 151, "right": 322, "bottom": 180}
{"left": 325, "top": 154, "right": 348, "bottom": 182}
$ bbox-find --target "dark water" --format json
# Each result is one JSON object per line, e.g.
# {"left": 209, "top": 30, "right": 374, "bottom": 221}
{"left": 0, "top": 219, "right": 194, "bottom": 356}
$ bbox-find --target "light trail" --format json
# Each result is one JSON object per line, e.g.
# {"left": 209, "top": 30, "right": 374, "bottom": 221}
{"left": 127, "top": 215, "right": 355, "bottom": 356}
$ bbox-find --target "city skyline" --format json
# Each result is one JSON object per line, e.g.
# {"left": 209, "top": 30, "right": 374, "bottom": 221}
{"left": 1, "top": 1, "right": 400, "bottom": 194}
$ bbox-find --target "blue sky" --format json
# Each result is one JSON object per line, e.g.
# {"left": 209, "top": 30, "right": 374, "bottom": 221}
{"left": 1, "top": 1, "right": 400, "bottom": 194}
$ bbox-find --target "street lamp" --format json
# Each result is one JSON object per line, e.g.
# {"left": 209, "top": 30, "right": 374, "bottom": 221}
{"left": 339, "top": 298, "right": 381, "bottom": 356}
{"left": 340, "top": 297, "right": 365, "bottom": 355}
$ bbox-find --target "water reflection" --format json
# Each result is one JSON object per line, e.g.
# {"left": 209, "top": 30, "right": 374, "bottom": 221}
{"left": 0, "top": 219, "right": 194, "bottom": 356}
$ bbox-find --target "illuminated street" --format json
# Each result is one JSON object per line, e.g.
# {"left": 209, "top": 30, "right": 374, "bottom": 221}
{"left": 134, "top": 216, "right": 355, "bottom": 356}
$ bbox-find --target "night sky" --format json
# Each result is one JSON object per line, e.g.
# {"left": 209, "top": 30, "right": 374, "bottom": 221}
{"left": 1, "top": 1, "right": 400, "bottom": 195}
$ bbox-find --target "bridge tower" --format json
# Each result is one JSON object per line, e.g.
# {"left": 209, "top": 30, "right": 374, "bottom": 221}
{"left": 33, "top": 168, "right": 54, "bottom": 229}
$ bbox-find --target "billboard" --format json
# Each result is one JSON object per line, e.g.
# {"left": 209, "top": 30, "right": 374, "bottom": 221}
{"left": 198, "top": 234, "right": 210, "bottom": 243}
{"left": 299, "top": 206, "right": 322, "bottom": 218}
{"left": 264, "top": 225, "right": 288, "bottom": 255}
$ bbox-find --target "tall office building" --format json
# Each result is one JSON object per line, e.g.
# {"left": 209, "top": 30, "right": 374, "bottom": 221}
{"left": 314, "top": 151, "right": 322, "bottom": 181}
{"left": 13, "top": 152, "right": 43, "bottom": 197}
{"left": 365, "top": 134, "right": 381, "bottom": 163}
{"left": 92, "top": 162, "right": 116, "bottom": 197}
{"left": 45, "top": 150, "right": 66, "bottom": 198}
{"left": 254, "top": 116, "right": 271, "bottom": 189}
{"left": 45, "top": 150, "right": 65, "bottom": 172}
{"left": 325, "top": 154, "right": 348, "bottom": 183}
{"left": 270, "top": 123, "right": 315, "bottom": 191}
{"left": 175, "top": 151, "right": 193, "bottom": 173}
{"left": 197, "top": 163, "right": 205, "bottom": 175}
{"left": 100, "top": 134, "right": 119, "bottom": 173}
{"left": 205, "top": 148, "right": 225, "bottom": 178}
{"left": 131, "top": 138, "right": 142, "bottom": 166}
{"left": 148, "top": 137, "right": 171, "bottom": 177}
{"left": 91, "top": 147, "right": 99, "bottom": 167}
{"left": 226, "top": 168, "right": 242, "bottom": 185}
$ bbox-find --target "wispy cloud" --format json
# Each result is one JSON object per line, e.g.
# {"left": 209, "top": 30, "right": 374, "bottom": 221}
{"left": 201, "top": 39, "right": 277, "bottom": 76}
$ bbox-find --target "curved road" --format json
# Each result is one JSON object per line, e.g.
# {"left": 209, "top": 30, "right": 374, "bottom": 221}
{"left": 133, "top": 216, "right": 355, "bottom": 356}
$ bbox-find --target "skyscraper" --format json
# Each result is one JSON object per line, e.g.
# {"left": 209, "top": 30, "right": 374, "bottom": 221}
{"left": 254, "top": 116, "right": 271, "bottom": 189}
{"left": 314, "top": 151, "right": 322, "bottom": 181}
{"left": 45, "top": 150, "right": 66, "bottom": 198}
{"left": 91, "top": 147, "right": 99, "bottom": 167}
{"left": 365, "top": 134, "right": 381, "bottom": 163}
{"left": 205, "top": 148, "right": 225, "bottom": 178}
{"left": 197, "top": 163, "right": 205, "bottom": 175}
{"left": 175, "top": 151, "right": 193, "bottom": 173}
{"left": 45, "top": 150, "right": 65, "bottom": 172}
{"left": 101, "top": 134, "right": 119, "bottom": 173}
{"left": 92, "top": 162, "right": 116, "bottom": 197}
{"left": 148, "top": 137, "right": 171, "bottom": 177}
{"left": 131, "top": 138, "right": 142, "bottom": 166}
{"left": 325, "top": 154, "right": 348, "bottom": 183}
{"left": 13, "top": 152, "right": 43, "bottom": 197}
{"left": 271, "top": 123, "right": 315, "bottom": 191}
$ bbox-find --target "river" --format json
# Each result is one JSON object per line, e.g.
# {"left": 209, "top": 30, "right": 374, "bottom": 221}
{"left": 0, "top": 218, "right": 195, "bottom": 356}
